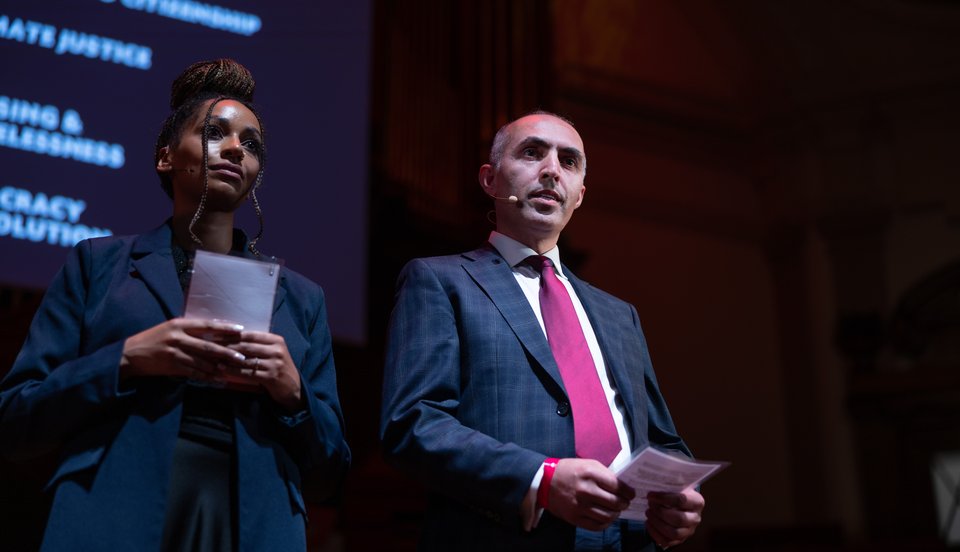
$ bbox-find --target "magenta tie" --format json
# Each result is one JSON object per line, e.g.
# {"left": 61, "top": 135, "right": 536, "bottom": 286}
{"left": 527, "top": 255, "right": 620, "bottom": 466}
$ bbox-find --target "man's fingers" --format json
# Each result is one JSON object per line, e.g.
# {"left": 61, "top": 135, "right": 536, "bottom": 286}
{"left": 647, "top": 506, "right": 685, "bottom": 530}
{"left": 646, "top": 505, "right": 699, "bottom": 548}
{"left": 647, "top": 503, "right": 697, "bottom": 530}
{"left": 645, "top": 489, "right": 704, "bottom": 549}
{"left": 648, "top": 489, "right": 705, "bottom": 512}
{"left": 647, "top": 491, "right": 685, "bottom": 508}
{"left": 576, "top": 484, "right": 630, "bottom": 513}
{"left": 585, "top": 463, "right": 621, "bottom": 493}
{"left": 615, "top": 479, "right": 637, "bottom": 501}
{"left": 575, "top": 508, "right": 618, "bottom": 531}
{"left": 646, "top": 522, "right": 675, "bottom": 550}
{"left": 549, "top": 458, "right": 636, "bottom": 530}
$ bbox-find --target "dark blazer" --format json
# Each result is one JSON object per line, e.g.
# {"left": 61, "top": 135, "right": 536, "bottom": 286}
{"left": 0, "top": 222, "right": 350, "bottom": 551}
{"left": 381, "top": 245, "right": 690, "bottom": 551}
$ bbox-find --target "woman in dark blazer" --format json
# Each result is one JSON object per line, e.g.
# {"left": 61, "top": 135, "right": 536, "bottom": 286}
{"left": 0, "top": 59, "right": 350, "bottom": 551}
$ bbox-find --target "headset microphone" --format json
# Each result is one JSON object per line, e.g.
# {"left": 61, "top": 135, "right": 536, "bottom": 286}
{"left": 487, "top": 193, "right": 519, "bottom": 204}
{"left": 172, "top": 167, "right": 196, "bottom": 173}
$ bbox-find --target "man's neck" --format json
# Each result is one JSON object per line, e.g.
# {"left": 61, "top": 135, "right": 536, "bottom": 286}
{"left": 495, "top": 227, "right": 558, "bottom": 255}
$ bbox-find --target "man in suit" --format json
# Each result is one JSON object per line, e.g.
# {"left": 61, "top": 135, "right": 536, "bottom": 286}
{"left": 381, "top": 112, "right": 704, "bottom": 551}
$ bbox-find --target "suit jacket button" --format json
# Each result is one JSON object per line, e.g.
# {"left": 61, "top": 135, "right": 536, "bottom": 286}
{"left": 556, "top": 402, "right": 570, "bottom": 416}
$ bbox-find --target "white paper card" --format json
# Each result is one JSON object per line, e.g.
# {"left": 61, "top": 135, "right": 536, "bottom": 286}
{"left": 615, "top": 447, "right": 728, "bottom": 521}
{"left": 183, "top": 250, "right": 280, "bottom": 332}
{"left": 931, "top": 452, "right": 960, "bottom": 545}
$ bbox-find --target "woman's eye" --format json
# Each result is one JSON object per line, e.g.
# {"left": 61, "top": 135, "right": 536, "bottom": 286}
{"left": 205, "top": 126, "right": 223, "bottom": 139}
{"left": 243, "top": 140, "right": 262, "bottom": 155}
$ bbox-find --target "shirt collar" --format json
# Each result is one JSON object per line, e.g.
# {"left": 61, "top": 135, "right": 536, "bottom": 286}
{"left": 487, "top": 231, "right": 566, "bottom": 278}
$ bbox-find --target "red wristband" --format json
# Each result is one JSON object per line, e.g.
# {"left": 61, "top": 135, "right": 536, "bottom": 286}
{"left": 537, "top": 458, "right": 559, "bottom": 509}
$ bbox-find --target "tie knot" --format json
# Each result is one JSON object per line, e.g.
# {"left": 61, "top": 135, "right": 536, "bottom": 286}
{"left": 524, "top": 255, "right": 553, "bottom": 274}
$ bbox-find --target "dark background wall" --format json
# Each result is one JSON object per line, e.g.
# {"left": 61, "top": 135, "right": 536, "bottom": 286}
{"left": 4, "top": 1, "right": 960, "bottom": 550}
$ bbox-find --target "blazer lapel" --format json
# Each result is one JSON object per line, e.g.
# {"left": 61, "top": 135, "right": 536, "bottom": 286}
{"left": 462, "top": 247, "right": 566, "bottom": 393}
{"left": 127, "top": 222, "right": 286, "bottom": 324}
{"left": 129, "top": 222, "right": 184, "bottom": 319}
{"left": 272, "top": 276, "right": 287, "bottom": 318}
{"left": 235, "top": 239, "right": 287, "bottom": 322}
{"left": 239, "top": 249, "right": 286, "bottom": 319}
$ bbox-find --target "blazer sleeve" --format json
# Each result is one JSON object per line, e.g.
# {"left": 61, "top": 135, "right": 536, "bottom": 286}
{"left": 380, "top": 258, "right": 545, "bottom": 527}
{"left": 0, "top": 240, "right": 135, "bottom": 461}
{"left": 269, "top": 280, "right": 351, "bottom": 499}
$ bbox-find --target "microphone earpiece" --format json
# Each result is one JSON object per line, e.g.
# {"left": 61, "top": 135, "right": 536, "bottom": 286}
{"left": 172, "top": 167, "right": 196, "bottom": 173}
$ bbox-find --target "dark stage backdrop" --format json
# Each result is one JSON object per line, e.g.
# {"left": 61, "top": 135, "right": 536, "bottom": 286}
{"left": 0, "top": 0, "right": 371, "bottom": 344}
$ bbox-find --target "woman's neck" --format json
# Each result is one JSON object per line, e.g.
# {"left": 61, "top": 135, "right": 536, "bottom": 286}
{"left": 171, "top": 210, "right": 235, "bottom": 254}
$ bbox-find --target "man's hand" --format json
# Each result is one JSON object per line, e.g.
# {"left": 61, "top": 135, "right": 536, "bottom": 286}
{"left": 646, "top": 488, "right": 705, "bottom": 549}
{"left": 546, "top": 458, "right": 636, "bottom": 531}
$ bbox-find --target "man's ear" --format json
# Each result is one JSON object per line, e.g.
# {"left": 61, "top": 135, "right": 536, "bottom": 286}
{"left": 478, "top": 164, "right": 495, "bottom": 194}
{"left": 573, "top": 184, "right": 586, "bottom": 209}
{"left": 156, "top": 146, "right": 173, "bottom": 174}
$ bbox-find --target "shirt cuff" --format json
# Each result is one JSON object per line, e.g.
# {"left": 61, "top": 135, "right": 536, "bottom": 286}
{"left": 521, "top": 463, "right": 546, "bottom": 531}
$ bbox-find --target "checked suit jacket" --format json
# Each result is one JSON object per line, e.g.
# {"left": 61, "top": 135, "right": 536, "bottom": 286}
{"left": 381, "top": 244, "right": 690, "bottom": 551}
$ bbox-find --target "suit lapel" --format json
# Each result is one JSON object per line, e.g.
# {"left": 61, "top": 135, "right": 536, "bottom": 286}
{"left": 566, "top": 269, "right": 641, "bottom": 426}
{"left": 272, "top": 276, "right": 287, "bottom": 318}
{"left": 130, "top": 223, "right": 184, "bottom": 318}
{"left": 245, "top": 251, "right": 286, "bottom": 320}
{"left": 462, "top": 247, "right": 566, "bottom": 393}
{"left": 128, "top": 222, "right": 288, "bottom": 322}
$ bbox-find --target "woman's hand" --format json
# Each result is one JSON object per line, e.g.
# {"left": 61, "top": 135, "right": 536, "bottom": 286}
{"left": 222, "top": 331, "right": 304, "bottom": 412}
{"left": 120, "top": 318, "right": 245, "bottom": 381}
{"left": 121, "top": 321, "right": 304, "bottom": 411}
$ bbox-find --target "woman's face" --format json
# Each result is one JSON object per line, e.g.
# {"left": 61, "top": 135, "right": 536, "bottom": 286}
{"left": 159, "top": 99, "right": 263, "bottom": 213}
